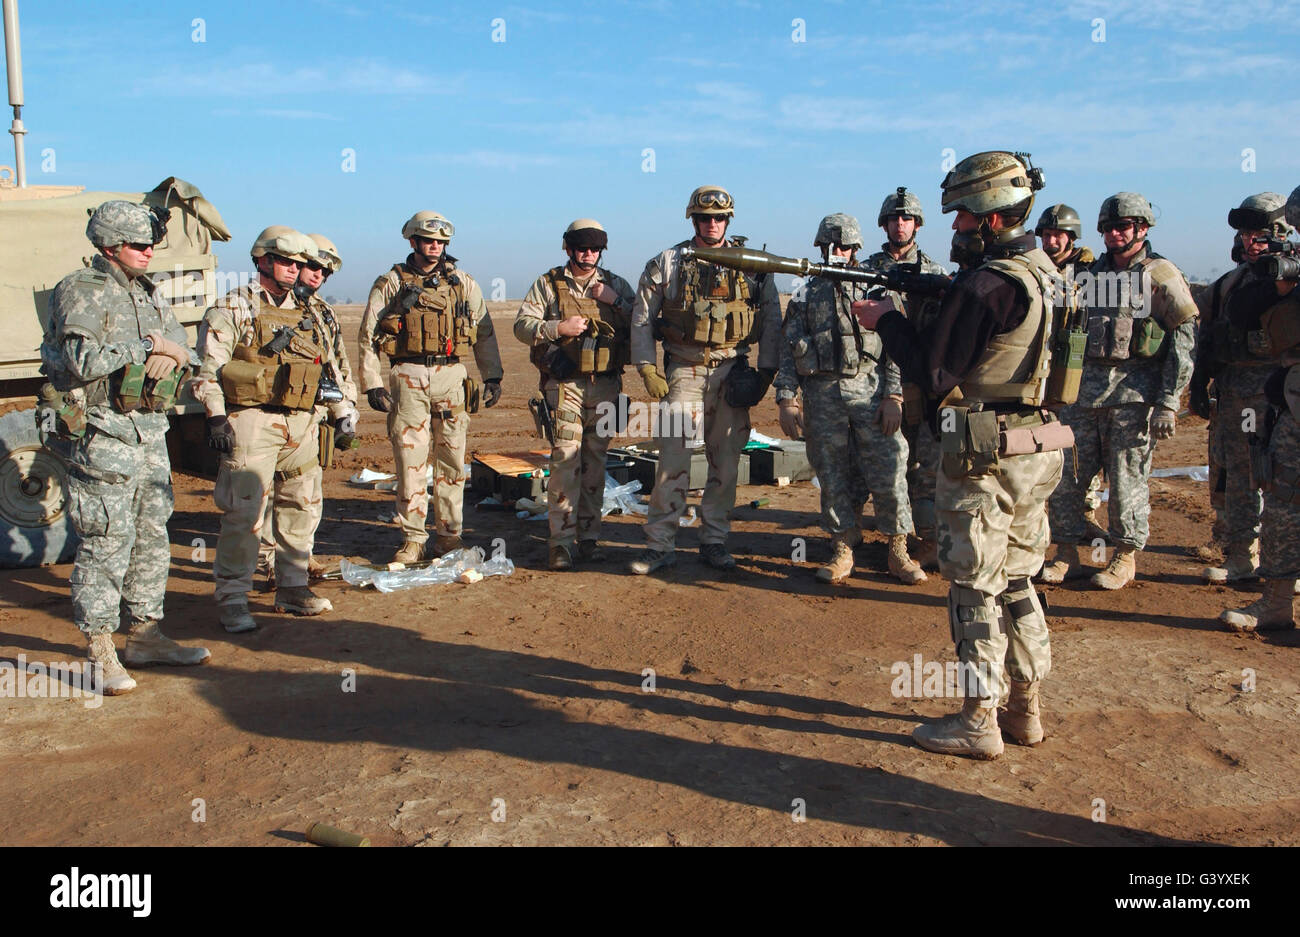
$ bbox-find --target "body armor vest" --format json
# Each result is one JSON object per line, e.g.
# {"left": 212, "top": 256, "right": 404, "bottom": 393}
{"left": 534, "top": 266, "right": 628, "bottom": 375}
{"left": 783, "top": 276, "right": 880, "bottom": 378}
{"left": 221, "top": 300, "right": 324, "bottom": 410}
{"left": 956, "top": 249, "right": 1060, "bottom": 407}
{"left": 658, "top": 252, "right": 757, "bottom": 349}
{"left": 1209, "top": 265, "right": 1273, "bottom": 366}
{"left": 1084, "top": 249, "right": 1192, "bottom": 363}
{"left": 378, "top": 263, "right": 475, "bottom": 360}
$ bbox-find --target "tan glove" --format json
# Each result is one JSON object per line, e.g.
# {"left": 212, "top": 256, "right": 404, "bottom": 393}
{"left": 638, "top": 364, "right": 669, "bottom": 400}
{"left": 147, "top": 332, "right": 190, "bottom": 369}
{"left": 778, "top": 400, "right": 804, "bottom": 439}
{"left": 1151, "top": 406, "right": 1177, "bottom": 440}
{"left": 877, "top": 396, "right": 903, "bottom": 435}
{"left": 143, "top": 354, "right": 177, "bottom": 380}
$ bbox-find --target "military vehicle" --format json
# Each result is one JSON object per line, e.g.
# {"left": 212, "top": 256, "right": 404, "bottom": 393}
{"left": 0, "top": 0, "right": 231, "bottom": 567}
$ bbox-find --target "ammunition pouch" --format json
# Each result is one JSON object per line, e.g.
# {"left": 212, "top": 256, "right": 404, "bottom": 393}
{"left": 112, "top": 362, "right": 192, "bottom": 413}
{"left": 319, "top": 421, "right": 335, "bottom": 470}
{"left": 1085, "top": 314, "right": 1167, "bottom": 362}
{"left": 660, "top": 259, "right": 756, "bottom": 349}
{"left": 383, "top": 268, "right": 475, "bottom": 360}
{"left": 463, "top": 376, "right": 480, "bottom": 415}
{"left": 1209, "top": 316, "right": 1273, "bottom": 366}
{"left": 941, "top": 407, "right": 1069, "bottom": 478}
{"left": 36, "top": 384, "right": 86, "bottom": 441}
{"left": 221, "top": 354, "right": 322, "bottom": 411}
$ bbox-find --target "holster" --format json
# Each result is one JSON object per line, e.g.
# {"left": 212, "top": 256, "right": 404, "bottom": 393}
{"left": 463, "top": 376, "right": 481, "bottom": 414}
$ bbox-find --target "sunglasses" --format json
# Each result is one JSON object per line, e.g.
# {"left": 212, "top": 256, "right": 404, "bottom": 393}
{"left": 1101, "top": 220, "right": 1137, "bottom": 234}
{"left": 271, "top": 254, "right": 303, "bottom": 268}
{"left": 412, "top": 235, "right": 449, "bottom": 246}
{"left": 123, "top": 242, "right": 153, "bottom": 252}
{"left": 305, "top": 261, "right": 328, "bottom": 273}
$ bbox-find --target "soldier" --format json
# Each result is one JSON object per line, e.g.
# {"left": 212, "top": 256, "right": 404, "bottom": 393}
{"left": 857, "top": 151, "right": 1067, "bottom": 759}
{"left": 773, "top": 212, "right": 925, "bottom": 585}
{"left": 1035, "top": 203, "right": 1106, "bottom": 541}
{"left": 195, "top": 226, "right": 349, "bottom": 633}
{"left": 256, "top": 234, "right": 358, "bottom": 588}
{"left": 860, "top": 188, "right": 950, "bottom": 569}
{"left": 44, "top": 200, "right": 210, "bottom": 694}
{"left": 1189, "top": 194, "right": 1292, "bottom": 583}
{"left": 628, "top": 185, "right": 781, "bottom": 574}
{"left": 515, "top": 220, "right": 635, "bottom": 570}
{"left": 358, "top": 212, "right": 503, "bottom": 564}
{"left": 1220, "top": 185, "right": 1300, "bottom": 633}
{"left": 1041, "top": 193, "right": 1198, "bottom": 589}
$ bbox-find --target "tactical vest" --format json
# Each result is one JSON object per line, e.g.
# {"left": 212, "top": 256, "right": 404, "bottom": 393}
{"left": 783, "top": 277, "right": 880, "bottom": 378}
{"left": 532, "top": 266, "right": 628, "bottom": 375}
{"left": 378, "top": 263, "right": 475, "bottom": 360}
{"left": 220, "top": 300, "right": 324, "bottom": 410}
{"left": 955, "top": 249, "right": 1060, "bottom": 407}
{"left": 658, "top": 252, "right": 757, "bottom": 349}
{"left": 1256, "top": 293, "right": 1300, "bottom": 362}
{"left": 1084, "top": 249, "right": 1194, "bottom": 363}
{"left": 1208, "top": 266, "right": 1274, "bottom": 366}
{"left": 866, "top": 248, "right": 943, "bottom": 422}
{"left": 41, "top": 264, "right": 185, "bottom": 415}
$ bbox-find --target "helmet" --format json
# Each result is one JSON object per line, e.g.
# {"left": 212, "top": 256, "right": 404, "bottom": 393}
{"left": 1286, "top": 185, "right": 1300, "bottom": 232}
{"left": 306, "top": 233, "right": 342, "bottom": 273}
{"left": 86, "top": 200, "right": 167, "bottom": 248}
{"left": 941, "top": 151, "right": 1044, "bottom": 216}
{"left": 1034, "top": 203, "right": 1082, "bottom": 239}
{"left": 877, "top": 187, "right": 925, "bottom": 228}
{"left": 250, "top": 226, "right": 315, "bottom": 262}
{"left": 685, "top": 185, "right": 734, "bottom": 219}
{"left": 1097, "top": 192, "right": 1156, "bottom": 232}
{"left": 562, "top": 218, "right": 608, "bottom": 251}
{"left": 813, "top": 213, "right": 863, "bottom": 249}
{"left": 1228, "top": 192, "right": 1292, "bottom": 236}
{"left": 401, "top": 211, "right": 455, "bottom": 241}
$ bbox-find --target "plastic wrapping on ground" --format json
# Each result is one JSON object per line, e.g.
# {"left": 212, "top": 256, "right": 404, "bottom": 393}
{"left": 340, "top": 547, "right": 515, "bottom": 592}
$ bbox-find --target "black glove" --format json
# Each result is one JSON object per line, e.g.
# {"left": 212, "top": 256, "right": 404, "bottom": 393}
{"left": 367, "top": 387, "right": 393, "bottom": 412}
{"left": 483, "top": 379, "right": 502, "bottom": 408}
{"left": 206, "top": 415, "right": 235, "bottom": 454}
{"left": 1188, "top": 367, "right": 1211, "bottom": 420}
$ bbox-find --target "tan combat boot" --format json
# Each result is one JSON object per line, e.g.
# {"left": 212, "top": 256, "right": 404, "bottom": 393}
{"left": 391, "top": 540, "right": 424, "bottom": 565}
{"left": 275, "top": 586, "right": 333, "bottom": 616}
{"left": 1038, "top": 543, "right": 1084, "bottom": 583}
{"left": 219, "top": 598, "right": 257, "bottom": 634}
{"left": 1219, "top": 579, "right": 1296, "bottom": 633}
{"left": 1204, "top": 541, "right": 1260, "bottom": 584}
{"left": 815, "top": 533, "right": 855, "bottom": 584}
{"left": 913, "top": 534, "right": 939, "bottom": 571}
{"left": 1091, "top": 545, "right": 1137, "bottom": 590}
{"left": 887, "top": 533, "right": 927, "bottom": 585}
{"left": 433, "top": 534, "right": 464, "bottom": 556}
{"left": 87, "top": 633, "right": 137, "bottom": 696}
{"left": 1000, "top": 680, "right": 1044, "bottom": 746}
{"left": 123, "top": 620, "right": 211, "bottom": 667}
{"left": 1082, "top": 506, "right": 1109, "bottom": 542}
{"left": 912, "top": 697, "right": 1004, "bottom": 760}
{"left": 548, "top": 544, "right": 573, "bottom": 571}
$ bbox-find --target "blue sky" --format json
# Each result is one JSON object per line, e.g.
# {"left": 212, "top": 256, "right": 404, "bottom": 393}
{"left": 12, "top": 0, "right": 1300, "bottom": 299}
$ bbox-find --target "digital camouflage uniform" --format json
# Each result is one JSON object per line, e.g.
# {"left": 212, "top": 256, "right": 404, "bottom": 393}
{"left": 775, "top": 267, "right": 911, "bottom": 539}
{"left": 515, "top": 264, "right": 635, "bottom": 553}
{"left": 631, "top": 238, "right": 782, "bottom": 553}
{"left": 860, "top": 243, "right": 948, "bottom": 537}
{"left": 194, "top": 282, "right": 351, "bottom": 605}
{"left": 1047, "top": 242, "right": 1197, "bottom": 552}
{"left": 47, "top": 254, "right": 197, "bottom": 636}
{"left": 358, "top": 254, "right": 503, "bottom": 547}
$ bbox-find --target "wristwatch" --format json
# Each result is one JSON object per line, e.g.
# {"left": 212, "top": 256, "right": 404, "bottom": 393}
{"left": 141, "top": 335, "right": 155, "bottom": 354}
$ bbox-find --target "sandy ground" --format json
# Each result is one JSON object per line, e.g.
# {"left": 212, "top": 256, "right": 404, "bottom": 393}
{"left": 1, "top": 302, "right": 1297, "bottom": 847}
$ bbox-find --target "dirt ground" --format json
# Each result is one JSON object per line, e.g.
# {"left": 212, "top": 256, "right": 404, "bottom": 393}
{"left": 2, "top": 302, "right": 1297, "bottom": 847}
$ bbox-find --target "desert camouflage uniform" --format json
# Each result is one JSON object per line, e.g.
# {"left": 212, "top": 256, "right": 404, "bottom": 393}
{"left": 194, "top": 283, "right": 349, "bottom": 604}
{"left": 358, "top": 255, "right": 502, "bottom": 546}
{"left": 48, "top": 254, "right": 196, "bottom": 635}
{"left": 257, "top": 292, "right": 358, "bottom": 573}
{"left": 1197, "top": 264, "right": 1269, "bottom": 556}
{"left": 515, "top": 265, "right": 635, "bottom": 552}
{"left": 631, "top": 238, "right": 781, "bottom": 551}
{"left": 774, "top": 268, "right": 910, "bottom": 537}
{"left": 1048, "top": 243, "right": 1197, "bottom": 550}
{"left": 861, "top": 243, "right": 948, "bottom": 535}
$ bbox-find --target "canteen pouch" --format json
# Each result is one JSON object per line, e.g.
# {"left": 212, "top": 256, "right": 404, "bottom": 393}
{"left": 940, "top": 406, "right": 1000, "bottom": 479}
{"left": 220, "top": 358, "right": 275, "bottom": 407}
{"left": 1131, "top": 317, "right": 1166, "bottom": 358}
